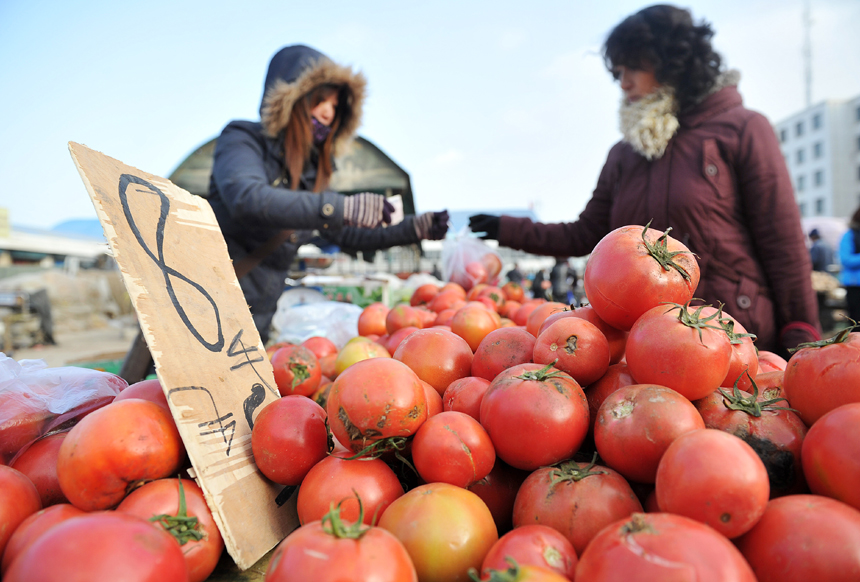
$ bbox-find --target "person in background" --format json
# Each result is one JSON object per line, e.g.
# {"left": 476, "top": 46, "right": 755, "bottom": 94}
{"left": 430, "top": 263, "right": 442, "bottom": 280}
{"left": 839, "top": 208, "right": 860, "bottom": 323}
{"left": 468, "top": 5, "right": 819, "bottom": 356}
{"left": 531, "top": 269, "right": 550, "bottom": 301}
{"left": 550, "top": 258, "right": 573, "bottom": 304}
{"left": 208, "top": 45, "right": 448, "bottom": 342}
{"left": 506, "top": 262, "right": 525, "bottom": 284}
{"left": 809, "top": 229, "right": 835, "bottom": 272}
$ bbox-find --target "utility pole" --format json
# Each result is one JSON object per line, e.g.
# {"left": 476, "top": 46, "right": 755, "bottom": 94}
{"left": 803, "top": 0, "right": 813, "bottom": 108}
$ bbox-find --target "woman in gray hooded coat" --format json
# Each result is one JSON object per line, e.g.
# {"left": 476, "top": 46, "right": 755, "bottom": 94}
{"left": 209, "top": 45, "right": 447, "bottom": 342}
{"left": 469, "top": 5, "right": 819, "bottom": 356}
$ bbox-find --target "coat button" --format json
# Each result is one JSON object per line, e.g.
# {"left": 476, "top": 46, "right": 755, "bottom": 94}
{"left": 706, "top": 164, "right": 718, "bottom": 176}
{"left": 322, "top": 203, "right": 334, "bottom": 217}
{"left": 737, "top": 295, "right": 752, "bottom": 309}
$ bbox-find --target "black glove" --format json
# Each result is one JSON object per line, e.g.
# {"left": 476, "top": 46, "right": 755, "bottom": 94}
{"left": 343, "top": 193, "right": 395, "bottom": 228}
{"left": 468, "top": 214, "right": 500, "bottom": 240}
{"left": 414, "top": 210, "right": 449, "bottom": 240}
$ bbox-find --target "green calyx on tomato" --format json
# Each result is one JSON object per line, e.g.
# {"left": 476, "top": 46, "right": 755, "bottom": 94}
{"left": 718, "top": 317, "right": 757, "bottom": 345}
{"left": 640, "top": 220, "right": 694, "bottom": 282}
{"left": 468, "top": 557, "right": 525, "bottom": 582}
{"left": 343, "top": 436, "right": 418, "bottom": 477}
{"left": 789, "top": 319, "right": 858, "bottom": 353}
{"left": 321, "top": 495, "right": 371, "bottom": 540}
{"left": 549, "top": 452, "right": 608, "bottom": 485}
{"left": 290, "top": 362, "right": 310, "bottom": 389}
{"left": 718, "top": 372, "right": 797, "bottom": 418}
{"left": 662, "top": 300, "right": 724, "bottom": 344}
{"left": 148, "top": 478, "right": 205, "bottom": 546}
{"left": 513, "top": 360, "right": 566, "bottom": 382}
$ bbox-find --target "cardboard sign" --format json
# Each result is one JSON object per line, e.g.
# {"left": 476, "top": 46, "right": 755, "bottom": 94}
{"left": 69, "top": 142, "right": 297, "bottom": 569}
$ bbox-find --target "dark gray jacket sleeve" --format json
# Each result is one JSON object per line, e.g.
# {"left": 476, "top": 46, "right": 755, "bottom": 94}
{"left": 324, "top": 217, "right": 421, "bottom": 251}
{"left": 211, "top": 122, "right": 345, "bottom": 230}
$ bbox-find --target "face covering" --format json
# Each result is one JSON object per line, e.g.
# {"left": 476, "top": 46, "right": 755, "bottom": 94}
{"left": 311, "top": 117, "right": 332, "bottom": 146}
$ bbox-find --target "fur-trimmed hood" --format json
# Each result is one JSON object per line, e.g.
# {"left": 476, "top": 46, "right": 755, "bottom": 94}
{"left": 259, "top": 45, "right": 366, "bottom": 155}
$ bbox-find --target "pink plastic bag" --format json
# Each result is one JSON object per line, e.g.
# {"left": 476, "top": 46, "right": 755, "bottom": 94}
{"left": 0, "top": 353, "right": 127, "bottom": 464}
{"left": 441, "top": 229, "right": 503, "bottom": 291}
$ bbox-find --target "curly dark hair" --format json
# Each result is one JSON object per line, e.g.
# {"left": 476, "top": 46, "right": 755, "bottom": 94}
{"left": 603, "top": 5, "right": 723, "bottom": 111}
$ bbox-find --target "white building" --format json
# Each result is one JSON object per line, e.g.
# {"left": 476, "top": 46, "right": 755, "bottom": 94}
{"left": 775, "top": 94, "right": 860, "bottom": 219}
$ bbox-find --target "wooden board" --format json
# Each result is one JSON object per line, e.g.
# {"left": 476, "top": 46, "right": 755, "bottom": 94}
{"left": 68, "top": 142, "right": 297, "bottom": 569}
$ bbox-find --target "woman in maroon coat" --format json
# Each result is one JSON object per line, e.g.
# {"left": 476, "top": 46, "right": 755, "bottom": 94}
{"left": 469, "top": 4, "right": 820, "bottom": 355}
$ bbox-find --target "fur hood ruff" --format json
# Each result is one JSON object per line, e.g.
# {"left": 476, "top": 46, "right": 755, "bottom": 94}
{"left": 620, "top": 70, "right": 741, "bottom": 160}
{"left": 260, "top": 47, "right": 366, "bottom": 156}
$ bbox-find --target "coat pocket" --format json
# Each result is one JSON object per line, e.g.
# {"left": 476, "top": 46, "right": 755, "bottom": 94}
{"left": 701, "top": 138, "right": 732, "bottom": 199}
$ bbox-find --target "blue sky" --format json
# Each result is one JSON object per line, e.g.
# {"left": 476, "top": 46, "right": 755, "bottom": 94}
{"left": 1, "top": 0, "right": 859, "bottom": 230}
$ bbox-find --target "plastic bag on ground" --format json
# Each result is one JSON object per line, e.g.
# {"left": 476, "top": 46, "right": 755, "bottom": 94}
{"left": 271, "top": 301, "right": 363, "bottom": 349}
{"left": 0, "top": 353, "right": 127, "bottom": 464}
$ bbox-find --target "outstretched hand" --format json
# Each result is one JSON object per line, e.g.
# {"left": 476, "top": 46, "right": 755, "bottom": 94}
{"left": 414, "top": 210, "right": 450, "bottom": 240}
{"left": 468, "top": 214, "right": 500, "bottom": 240}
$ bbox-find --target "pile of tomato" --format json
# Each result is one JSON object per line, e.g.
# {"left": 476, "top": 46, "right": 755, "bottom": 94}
{"left": 3, "top": 224, "right": 860, "bottom": 582}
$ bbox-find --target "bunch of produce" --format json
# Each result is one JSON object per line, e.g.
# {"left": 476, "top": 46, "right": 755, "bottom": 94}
{"left": 3, "top": 224, "right": 860, "bottom": 582}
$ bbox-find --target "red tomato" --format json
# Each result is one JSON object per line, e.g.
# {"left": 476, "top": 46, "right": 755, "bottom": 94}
{"left": 266, "top": 503, "right": 417, "bottom": 582}
{"left": 297, "top": 451, "right": 404, "bottom": 525}
{"left": 525, "top": 302, "right": 567, "bottom": 337}
{"left": 784, "top": 328, "right": 860, "bottom": 425}
{"left": 655, "top": 429, "right": 770, "bottom": 538}
{"left": 358, "top": 302, "right": 389, "bottom": 337}
{"left": 625, "top": 303, "right": 732, "bottom": 401}
{"left": 4, "top": 512, "right": 188, "bottom": 582}
{"left": 1, "top": 503, "right": 85, "bottom": 574}
{"left": 735, "top": 495, "right": 860, "bottom": 582}
{"left": 412, "top": 411, "right": 495, "bottom": 487}
{"left": 719, "top": 313, "right": 758, "bottom": 391}
{"left": 327, "top": 358, "right": 427, "bottom": 453}
{"left": 502, "top": 282, "right": 525, "bottom": 303}
{"left": 429, "top": 291, "right": 467, "bottom": 314}
{"left": 499, "top": 299, "right": 521, "bottom": 320}
{"left": 443, "top": 376, "right": 491, "bottom": 421}
{"left": 481, "top": 524, "right": 578, "bottom": 581}
{"left": 9, "top": 432, "right": 67, "bottom": 508}
{"left": 410, "top": 283, "right": 441, "bottom": 307}
{"left": 567, "top": 305, "right": 628, "bottom": 365}
{"left": 267, "top": 341, "right": 295, "bottom": 359}
{"left": 384, "top": 326, "right": 420, "bottom": 354}
{"left": 477, "top": 286, "right": 506, "bottom": 312}
{"left": 575, "top": 512, "right": 755, "bottom": 581}
{"left": 271, "top": 345, "right": 322, "bottom": 397}
{"left": 0, "top": 466, "right": 41, "bottom": 559}
{"left": 56, "top": 399, "right": 183, "bottom": 511}
{"left": 512, "top": 457, "right": 642, "bottom": 555}
{"left": 378, "top": 483, "right": 498, "bottom": 582}
{"left": 594, "top": 384, "right": 705, "bottom": 483}
{"left": 251, "top": 396, "right": 329, "bottom": 486}
{"left": 757, "top": 350, "right": 788, "bottom": 372}
{"left": 585, "top": 363, "right": 636, "bottom": 434}
{"left": 512, "top": 301, "right": 542, "bottom": 327}
{"left": 114, "top": 378, "right": 169, "bottom": 412}
{"left": 0, "top": 391, "right": 51, "bottom": 464}
{"left": 480, "top": 363, "right": 589, "bottom": 471}
{"left": 533, "top": 317, "right": 610, "bottom": 386}
{"left": 753, "top": 370, "right": 786, "bottom": 402}
{"left": 451, "top": 305, "right": 500, "bottom": 352}
{"left": 802, "top": 403, "right": 860, "bottom": 511}
{"left": 694, "top": 384, "right": 808, "bottom": 497}
{"left": 468, "top": 460, "right": 530, "bottom": 535}
{"left": 117, "top": 478, "right": 224, "bottom": 582}
{"left": 482, "top": 254, "right": 503, "bottom": 282}
{"left": 393, "top": 328, "right": 474, "bottom": 395}
{"left": 440, "top": 282, "right": 468, "bottom": 298}
{"left": 419, "top": 379, "right": 444, "bottom": 418}
{"left": 471, "top": 327, "right": 536, "bottom": 382}
{"left": 301, "top": 336, "right": 339, "bottom": 359}
{"left": 582, "top": 224, "right": 700, "bottom": 331}
{"left": 434, "top": 308, "right": 458, "bottom": 326}
{"left": 319, "top": 353, "right": 338, "bottom": 379}
{"left": 387, "top": 304, "right": 425, "bottom": 334}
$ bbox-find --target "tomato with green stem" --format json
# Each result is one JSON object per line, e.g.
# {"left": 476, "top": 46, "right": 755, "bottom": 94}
{"left": 271, "top": 345, "right": 322, "bottom": 397}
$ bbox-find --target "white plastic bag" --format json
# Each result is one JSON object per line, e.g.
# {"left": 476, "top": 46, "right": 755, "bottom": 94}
{"left": 272, "top": 301, "right": 363, "bottom": 349}
{"left": 441, "top": 228, "right": 503, "bottom": 290}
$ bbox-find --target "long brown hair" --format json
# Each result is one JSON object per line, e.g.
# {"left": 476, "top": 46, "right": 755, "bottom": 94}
{"left": 284, "top": 83, "right": 349, "bottom": 192}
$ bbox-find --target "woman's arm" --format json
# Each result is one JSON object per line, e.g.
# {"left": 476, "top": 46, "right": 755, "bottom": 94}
{"left": 324, "top": 217, "right": 421, "bottom": 251}
{"left": 211, "top": 122, "right": 345, "bottom": 231}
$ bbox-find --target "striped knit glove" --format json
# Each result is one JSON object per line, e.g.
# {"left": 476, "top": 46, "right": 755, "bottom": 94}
{"left": 343, "top": 193, "right": 394, "bottom": 228}
{"left": 414, "top": 211, "right": 449, "bottom": 240}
